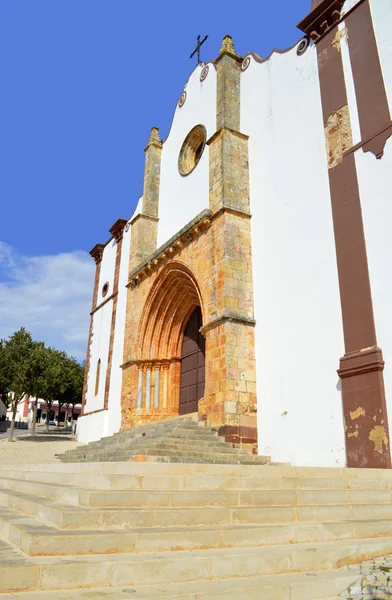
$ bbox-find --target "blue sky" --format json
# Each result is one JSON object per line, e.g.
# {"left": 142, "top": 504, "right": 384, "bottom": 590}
{"left": 0, "top": 0, "right": 310, "bottom": 358}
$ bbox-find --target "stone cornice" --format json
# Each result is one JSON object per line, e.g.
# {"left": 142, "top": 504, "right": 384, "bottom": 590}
{"left": 109, "top": 218, "right": 128, "bottom": 242}
{"left": 215, "top": 51, "right": 243, "bottom": 64}
{"left": 130, "top": 212, "right": 159, "bottom": 227}
{"left": 297, "top": 0, "right": 344, "bottom": 42}
{"left": 207, "top": 127, "right": 249, "bottom": 146}
{"left": 338, "top": 346, "right": 385, "bottom": 379}
{"left": 200, "top": 314, "right": 256, "bottom": 335}
{"left": 121, "top": 357, "right": 181, "bottom": 370}
{"left": 89, "top": 243, "right": 105, "bottom": 264}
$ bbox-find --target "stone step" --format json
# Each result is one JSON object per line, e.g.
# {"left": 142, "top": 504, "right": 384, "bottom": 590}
{"left": 3, "top": 487, "right": 392, "bottom": 531}
{"left": 59, "top": 419, "right": 260, "bottom": 464}
{"left": 66, "top": 431, "right": 228, "bottom": 453}
{"left": 67, "top": 440, "right": 253, "bottom": 457}
{"left": 7, "top": 461, "right": 392, "bottom": 479}
{"left": 3, "top": 503, "right": 392, "bottom": 557}
{"left": 2, "top": 476, "right": 391, "bottom": 508}
{"left": 69, "top": 446, "right": 263, "bottom": 460}
{"left": 79, "top": 487, "right": 392, "bottom": 508}
{"left": 4, "top": 468, "right": 392, "bottom": 491}
{"left": 0, "top": 569, "right": 359, "bottom": 599}
{"left": 60, "top": 451, "right": 269, "bottom": 465}
{"left": 67, "top": 435, "right": 231, "bottom": 453}
{"left": 3, "top": 467, "right": 392, "bottom": 492}
{"left": 0, "top": 538, "right": 390, "bottom": 593}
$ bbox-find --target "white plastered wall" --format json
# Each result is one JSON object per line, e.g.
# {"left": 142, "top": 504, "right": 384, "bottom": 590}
{"left": 157, "top": 63, "right": 216, "bottom": 247}
{"left": 369, "top": 0, "right": 392, "bottom": 119}
{"left": 77, "top": 237, "right": 119, "bottom": 441}
{"left": 77, "top": 203, "right": 139, "bottom": 443}
{"left": 106, "top": 224, "right": 131, "bottom": 437}
{"left": 241, "top": 43, "right": 346, "bottom": 466}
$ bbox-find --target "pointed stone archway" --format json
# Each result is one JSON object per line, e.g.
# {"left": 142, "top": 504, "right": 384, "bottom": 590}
{"left": 135, "top": 263, "right": 205, "bottom": 420}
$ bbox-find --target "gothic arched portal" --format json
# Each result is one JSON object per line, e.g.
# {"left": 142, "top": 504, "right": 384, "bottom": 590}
{"left": 136, "top": 263, "right": 205, "bottom": 416}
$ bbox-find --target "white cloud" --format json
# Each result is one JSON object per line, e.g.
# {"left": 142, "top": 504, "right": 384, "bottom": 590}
{"left": 0, "top": 242, "right": 95, "bottom": 359}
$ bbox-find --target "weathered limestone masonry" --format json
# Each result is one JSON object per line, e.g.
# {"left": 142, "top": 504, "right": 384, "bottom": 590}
{"left": 204, "top": 35, "right": 257, "bottom": 447}
{"left": 128, "top": 127, "right": 161, "bottom": 272}
{"left": 121, "top": 36, "right": 257, "bottom": 449}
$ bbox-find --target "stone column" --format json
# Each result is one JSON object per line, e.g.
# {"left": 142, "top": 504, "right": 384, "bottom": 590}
{"left": 154, "top": 366, "right": 160, "bottom": 409}
{"left": 145, "top": 363, "right": 152, "bottom": 410}
{"left": 129, "top": 127, "right": 162, "bottom": 271}
{"left": 137, "top": 367, "right": 143, "bottom": 409}
{"left": 162, "top": 361, "right": 169, "bottom": 410}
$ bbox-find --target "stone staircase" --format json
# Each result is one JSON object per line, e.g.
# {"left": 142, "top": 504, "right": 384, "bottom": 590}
{"left": 1, "top": 461, "right": 392, "bottom": 598}
{"left": 58, "top": 416, "right": 271, "bottom": 464}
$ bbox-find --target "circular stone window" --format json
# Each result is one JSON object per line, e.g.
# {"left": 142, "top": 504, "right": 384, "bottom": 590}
{"left": 102, "top": 282, "right": 109, "bottom": 298}
{"left": 178, "top": 125, "right": 207, "bottom": 176}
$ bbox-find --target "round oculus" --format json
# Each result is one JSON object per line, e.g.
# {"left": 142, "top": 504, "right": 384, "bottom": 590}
{"left": 102, "top": 282, "right": 109, "bottom": 298}
{"left": 178, "top": 125, "right": 207, "bottom": 176}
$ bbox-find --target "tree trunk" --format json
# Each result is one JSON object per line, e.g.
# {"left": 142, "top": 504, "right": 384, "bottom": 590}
{"left": 46, "top": 408, "right": 50, "bottom": 433}
{"left": 8, "top": 403, "right": 18, "bottom": 442}
{"left": 31, "top": 401, "right": 37, "bottom": 436}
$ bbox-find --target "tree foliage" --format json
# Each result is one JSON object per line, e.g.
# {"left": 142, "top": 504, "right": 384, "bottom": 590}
{"left": 0, "top": 328, "right": 85, "bottom": 440}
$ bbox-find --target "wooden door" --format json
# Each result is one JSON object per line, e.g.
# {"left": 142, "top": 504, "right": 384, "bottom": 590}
{"left": 179, "top": 307, "right": 205, "bottom": 415}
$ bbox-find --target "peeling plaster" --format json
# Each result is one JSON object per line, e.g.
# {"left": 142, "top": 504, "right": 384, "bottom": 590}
{"left": 369, "top": 425, "right": 389, "bottom": 453}
{"left": 350, "top": 406, "right": 366, "bottom": 420}
{"left": 332, "top": 27, "right": 349, "bottom": 52}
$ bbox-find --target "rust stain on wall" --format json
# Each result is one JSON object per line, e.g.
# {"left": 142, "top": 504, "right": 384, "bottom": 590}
{"left": 350, "top": 406, "right": 366, "bottom": 420}
{"left": 369, "top": 426, "right": 389, "bottom": 454}
{"left": 325, "top": 105, "right": 353, "bottom": 169}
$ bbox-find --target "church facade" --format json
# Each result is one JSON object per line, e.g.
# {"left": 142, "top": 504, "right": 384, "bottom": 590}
{"left": 77, "top": 0, "right": 392, "bottom": 469}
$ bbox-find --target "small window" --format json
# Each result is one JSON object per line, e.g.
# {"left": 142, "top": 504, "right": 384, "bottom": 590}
{"left": 102, "top": 282, "right": 109, "bottom": 298}
{"left": 95, "top": 359, "right": 101, "bottom": 396}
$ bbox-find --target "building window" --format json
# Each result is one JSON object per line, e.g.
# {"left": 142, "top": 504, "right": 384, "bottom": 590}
{"left": 178, "top": 125, "right": 207, "bottom": 176}
{"left": 95, "top": 359, "right": 101, "bottom": 396}
{"left": 102, "top": 282, "right": 109, "bottom": 298}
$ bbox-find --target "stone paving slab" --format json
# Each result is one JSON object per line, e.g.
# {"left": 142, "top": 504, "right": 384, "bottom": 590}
{"left": 0, "top": 569, "right": 359, "bottom": 600}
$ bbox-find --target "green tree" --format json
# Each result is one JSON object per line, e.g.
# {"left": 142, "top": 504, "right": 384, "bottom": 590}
{"left": 0, "top": 328, "right": 35, "bottom": 441}
{"left": 39, "top": 347, "right": 68, "bottom": 433}
{"left": 0, "top": 339, "right": 11, "bottom": 410}
{"left": 57, "top": 356, "right": 84, "bottom": 430}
